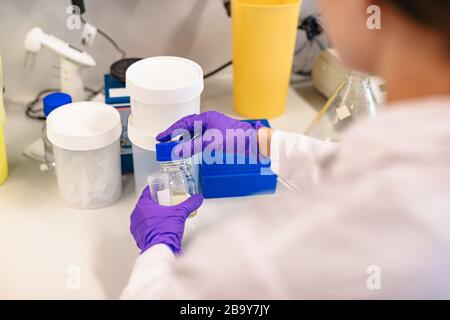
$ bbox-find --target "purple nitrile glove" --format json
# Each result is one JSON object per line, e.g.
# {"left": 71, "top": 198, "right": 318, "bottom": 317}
{"left": 156, "top": 111, "right": 264, "bottom": 158}
{"left": 131, "top": 187, "right": 204, "bottom": 254}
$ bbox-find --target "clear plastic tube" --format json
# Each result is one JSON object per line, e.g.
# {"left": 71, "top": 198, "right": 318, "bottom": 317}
{"left": 148, "top": 173, "right": 171, "bottom": 205}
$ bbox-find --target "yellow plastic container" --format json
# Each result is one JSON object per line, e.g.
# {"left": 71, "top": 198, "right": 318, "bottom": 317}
{"left": 0, "top": 54, "right": 7, "bottom": 185}
{"left": 232, "top": 0, "right": 302, "bottom": 118}
{"left": 0, "top": 125, "right": 7, "bottom": 185}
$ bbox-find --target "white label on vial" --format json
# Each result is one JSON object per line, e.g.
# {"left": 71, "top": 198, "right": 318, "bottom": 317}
{"left": 336, "top": 105, "right": 351, "bottom": 120}
{"left": 157, "top": 189, "right": 172, "bottom": 206}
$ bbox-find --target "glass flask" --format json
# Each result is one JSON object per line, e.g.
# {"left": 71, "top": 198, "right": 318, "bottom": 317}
{"left": 148, "top": 141, "right": 198, "bottom": 218}
{"left": 306, "top": 72, "right": 378, "bottom": 141}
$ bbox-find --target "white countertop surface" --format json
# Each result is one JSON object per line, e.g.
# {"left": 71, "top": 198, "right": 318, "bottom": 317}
{"left": 0, "top": 71, "right": 321, "bottom": 299}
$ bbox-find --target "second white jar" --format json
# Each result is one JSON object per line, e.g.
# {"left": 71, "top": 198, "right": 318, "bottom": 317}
{"left": 127, "top": 116, "right": 159, "bottom": 196}
{"left": 126, "top": 56, "right": 204, "bottom": 136}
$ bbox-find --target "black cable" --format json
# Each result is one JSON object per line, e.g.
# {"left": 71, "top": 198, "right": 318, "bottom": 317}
{"left": 25, "top": 86, "right": 103, "bottom": 120}
{"left": 80, "top": 15, "right": 126, "bottom": 59}
{"left": 293, "top": 38, "right": 327, "bottom": 77}
{"left": 203, "top": 61, "right": 232, "bottom": 79}
{"left": 198, "top": 1, "right": 233, "bottom": 80}
{"left": 291, "top": 77, "right": 313, "bottom": 85}
{"left": 314, "top": 38, "right": 325, "bottom": 51}
{"left": 85, "top": 86, "right": 104, "bottom": 99}
{"left": 316, "top": 19, "right": 331, "bottom": 47}
{"left": 298, "top": 15, "right": 323, "bottom": 41}
{"left": 294, "top": 40, "right": 309, "bottom": 56}
{"left": 203, "top": 28, "right": 320, "bottom": 81}
{"left": 25, "top": 88, "right": 58, "bottom": 120}
{"left": 223, "top": 0, "right": 231, "bottom": 17}
{"left": 293, "top": 41, "right": 314, "bottom": 77}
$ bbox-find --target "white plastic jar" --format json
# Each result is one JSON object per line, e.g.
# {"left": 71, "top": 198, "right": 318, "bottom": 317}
{"left": 127, "top": 116, "right": 160, "bottom": 195}
{"left": 47, "top": 102, "right": 122, "bottom": 209}
{"left": 126, "top": 56, "right": 204, "bottom": 136}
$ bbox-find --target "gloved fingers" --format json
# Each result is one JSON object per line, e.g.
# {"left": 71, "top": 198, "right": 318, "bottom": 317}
{"left": 156, "top": 113, "right": 201, "bottom": 142}
{"left": 175, "top": 194, "right": 204, "bottom": 216}
{"left": 173, "top": 136, "right": 204, "bottom": 157}
{"left": 203, "top": 128, "right": 227, "bottom": 151}
{"left": 138, "top": 186, "right": 158, "bottom": 205}
{"left": 172, "top": 128, "right": 227, "bottom": 158}
{"left": 140, "top": 185, "right": 151, "bottom": 198}
{"left": 253, "top": 120, "right": 265, "bottom": 131}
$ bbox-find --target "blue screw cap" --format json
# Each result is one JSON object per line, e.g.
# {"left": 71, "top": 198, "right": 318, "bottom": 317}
{"left": 155, "top": 140, "right": 186, "bottom": 162}
{"left": 43, "top": 92, "right": 72, "bottom": 117}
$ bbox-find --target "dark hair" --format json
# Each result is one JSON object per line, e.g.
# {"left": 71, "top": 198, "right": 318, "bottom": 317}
{"left": 383, "top": 0, "right": 450, "bottom": 40}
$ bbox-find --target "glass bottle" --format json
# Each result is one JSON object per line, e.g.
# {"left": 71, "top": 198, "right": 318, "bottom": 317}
{"left": 306, "top": 71, "right": 378, "bottom": 141}
{"left": 149, "top": 141, "right": 198, "bottom": 218}
{"left": 41, "top": 93, "right": 72, "bottom": 173}
{"left": 42, "top": 125, "right": 55, "bottom": 173}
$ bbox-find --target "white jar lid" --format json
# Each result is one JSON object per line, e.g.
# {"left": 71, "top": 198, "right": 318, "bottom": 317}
{"left": 127, "top": 116, "right": 157, "bottom": 151}
{"left": 47, "top": 102, "right": 122, "bottom": 151}
{"left": 126, "top": 56, "right": 204, "bottom": 104}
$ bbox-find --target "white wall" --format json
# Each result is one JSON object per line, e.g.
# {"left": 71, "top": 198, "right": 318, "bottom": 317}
{"left": 0, "top": 0, "right": 317, "bottom": 103}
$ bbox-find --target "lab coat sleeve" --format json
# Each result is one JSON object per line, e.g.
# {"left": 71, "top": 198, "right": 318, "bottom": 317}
{"left": 121, "top": 215, "right": 289, "bottom": 299}
{"left": 269, "top": 131, "right": 337, "bottom": 191}
{"left": 120, "top": 244, "right": 176, "bottom": 299}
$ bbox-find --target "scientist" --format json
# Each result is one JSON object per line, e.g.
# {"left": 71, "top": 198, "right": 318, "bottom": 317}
{"left": 122, "top": 0, "right": 450, "bottom": 299}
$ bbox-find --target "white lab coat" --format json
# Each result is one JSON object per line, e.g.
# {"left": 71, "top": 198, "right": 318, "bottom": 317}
{"left": 121, "top": 96, "right": 450, "bottom": 299}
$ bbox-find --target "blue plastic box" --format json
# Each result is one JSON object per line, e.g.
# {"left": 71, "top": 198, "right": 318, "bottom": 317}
{"left": 199, "top": 119, "right": 277, "bottom": 199}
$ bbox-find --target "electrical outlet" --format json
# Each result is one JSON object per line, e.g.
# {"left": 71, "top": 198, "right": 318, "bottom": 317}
{"left": 81, "top": 22, "right": 97, "bottom": 47}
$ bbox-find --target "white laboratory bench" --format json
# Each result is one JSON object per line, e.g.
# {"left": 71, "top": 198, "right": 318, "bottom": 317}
{"left": 0, "top": 72, "right": 323, "bottom": 299}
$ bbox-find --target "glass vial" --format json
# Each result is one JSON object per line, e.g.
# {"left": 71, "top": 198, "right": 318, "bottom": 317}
{"left": 149, "top": 141, "right": 198, "bottom": 218}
